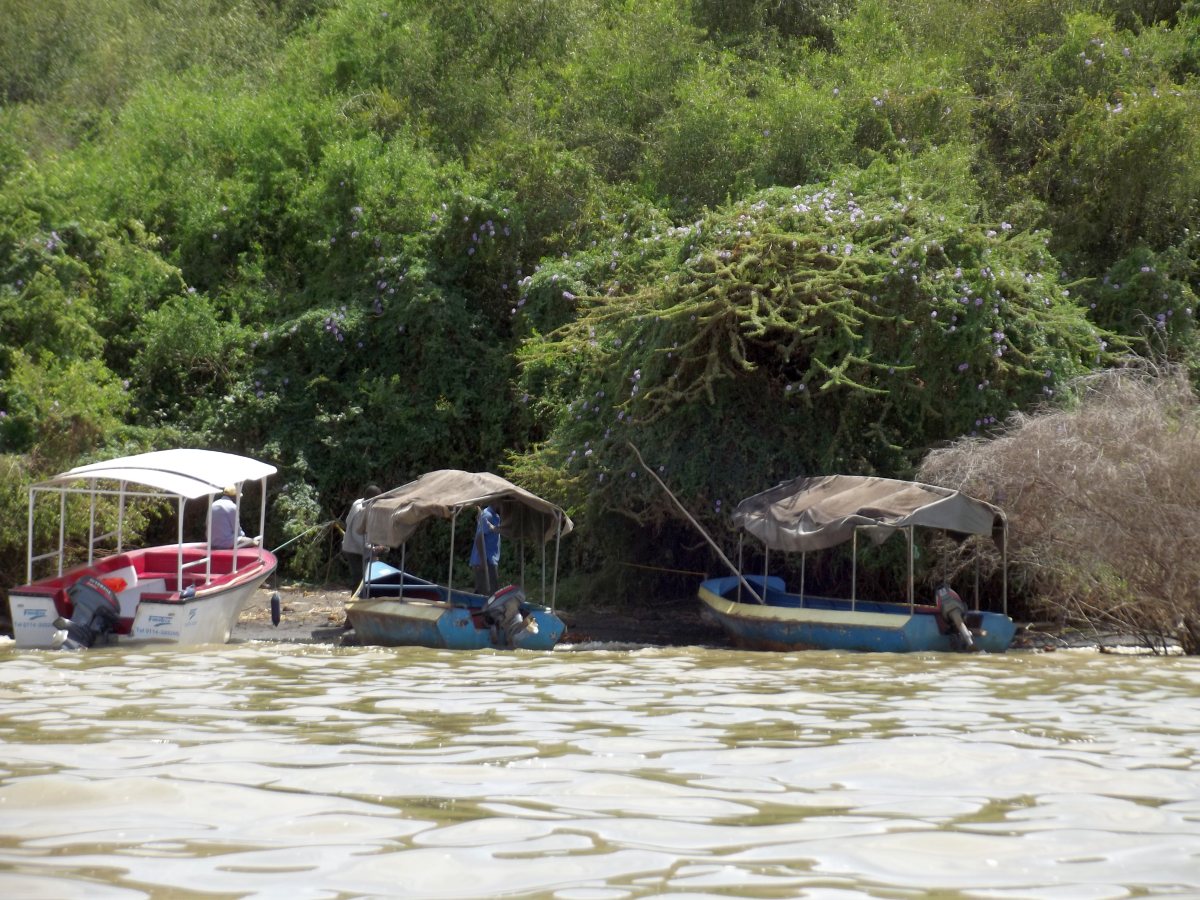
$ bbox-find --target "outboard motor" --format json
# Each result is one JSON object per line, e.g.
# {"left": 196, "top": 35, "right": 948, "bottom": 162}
{"left": 53, "top": 576, "right": 121, "bottom": 650}
{"left": 482, "top": 585, "right": 538, "bottom": 647}
{"left": 935, "top": 585, "right": 975, "bottom": 651}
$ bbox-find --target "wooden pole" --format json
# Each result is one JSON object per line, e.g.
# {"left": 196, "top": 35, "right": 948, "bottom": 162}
{"left": 628, "top": 442, "right": 763, "bottom": 604}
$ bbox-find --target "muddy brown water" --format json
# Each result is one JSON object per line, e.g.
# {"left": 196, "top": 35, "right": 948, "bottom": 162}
{"left": 2, "top": 590, "right": 1198, "bottom": 898}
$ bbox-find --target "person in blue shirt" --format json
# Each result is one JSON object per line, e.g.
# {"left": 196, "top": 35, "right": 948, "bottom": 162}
{"left": 469, "top": 504, "right": 501, "bottom": 595}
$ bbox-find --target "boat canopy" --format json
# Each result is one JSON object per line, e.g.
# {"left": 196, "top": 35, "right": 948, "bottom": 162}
{"left": 363, "top": 469, "right": 573, "bottom": 549}
{"left": 26, "top": 448, "right": 276, "bottom": 583}
{"left": 39, "top": 449, "right": 277, "bottom": 499}
{"left": 732, "top": 474, "right": 1005, "bottom": 553}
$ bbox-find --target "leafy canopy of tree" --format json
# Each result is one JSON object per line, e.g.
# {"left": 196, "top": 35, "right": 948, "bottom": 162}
{"left": 1, "top": 0, "right": 1198, "bottom": 614}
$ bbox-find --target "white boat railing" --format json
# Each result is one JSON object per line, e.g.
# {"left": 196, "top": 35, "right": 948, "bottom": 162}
{"left": 25, "top": 476, "right": 271, "bottom": 591}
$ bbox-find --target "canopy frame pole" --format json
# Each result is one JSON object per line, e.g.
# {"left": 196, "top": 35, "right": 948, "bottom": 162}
{"left": 1002, "top": 518, "right": 1009, "bottom": 615}
{"left": 541, "top": 530, "right": 547, "bottom": 605}
{"left": 737, "top": 536, "right": 744, "bottom": 603}
{"left": 177, "top": 497, "right": 186, "bottom": 591}
{"left": 256, "top": 476, "right": 269, "bottom": 569}
{"left": 25, "top": 487, "right": 35, "bottom": 583}
{"left": 57, "top": 489, "right": 66, "bottom": 577}
{"left": 974, "top": 548, "right": 980, "bottom": 611}
{"left": 800, "top": 551, "right": 805, "bottom": 607}
{"left": 851, "top": 527, "right": 858, "bottom": 611}
{"left": 551, "top": 513, "right": 563, "bottom": 612}
{"left": 206, "top": 495, "right": 214, "bottom": 583}
{"left": 87, "top": 486, "right": 97, "bottom": 565}
{"left": 448, "top": 507, "right": 459, "bottom": 599}
{"left": 763, "top": 546, "right": 769, "bottom": 593}
{"left": 907, "top": 526, "right": 914, "bottom": 611}
{"left": 117, "top": 483, "right": 126, "bottom": 553}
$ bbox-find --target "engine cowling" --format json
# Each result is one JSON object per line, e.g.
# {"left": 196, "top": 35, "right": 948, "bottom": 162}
{"left": 934, "top": 585, "right": 975, "bottom": 651}
{"left": 53, "top": 576, "right": 121, "bottom": 650}
{"left": 481, "top": 585, "right": 538, "bottom": 646}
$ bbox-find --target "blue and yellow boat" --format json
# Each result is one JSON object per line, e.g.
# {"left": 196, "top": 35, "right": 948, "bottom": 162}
{"left": 345, "top": 470, "right": 570, "bottom": 651}
{"left": 699, "top": 475, "right": 1018, "bottom": 653}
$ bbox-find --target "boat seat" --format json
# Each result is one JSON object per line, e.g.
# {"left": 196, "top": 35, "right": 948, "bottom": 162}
{"left": 114, "top": 578, "right": 167, "bottom": 617}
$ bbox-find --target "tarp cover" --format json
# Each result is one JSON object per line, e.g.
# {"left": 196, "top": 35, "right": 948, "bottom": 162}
{"left": 39, "top": 449, "right": 277, "bottom": 499}
{"left": 363, "top": 469, "right": 573, "bottom": 548}
{"left": 732, "top": 474, "right": 1005, "bottom": 553}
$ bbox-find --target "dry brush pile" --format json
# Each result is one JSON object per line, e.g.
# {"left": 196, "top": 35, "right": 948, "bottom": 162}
{"left": 920, "top": 364, "right": 1200, "bottom": 653}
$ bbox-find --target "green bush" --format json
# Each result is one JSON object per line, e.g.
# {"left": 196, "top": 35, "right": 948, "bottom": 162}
{"left": 511, "top": 153, "right": 1110, "bottom": 574}
{"left": 1039, "top": 87, "right": 1200, "bottom": 268}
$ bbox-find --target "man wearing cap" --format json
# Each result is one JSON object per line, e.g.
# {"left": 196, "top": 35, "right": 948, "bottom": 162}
{"left": 212, "top": 485, "right": 244, "bottom": 550}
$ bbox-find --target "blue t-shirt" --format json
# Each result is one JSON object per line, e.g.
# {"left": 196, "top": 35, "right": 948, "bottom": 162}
{"left": 469, "top": 506, "right": 501, "bottom": 566}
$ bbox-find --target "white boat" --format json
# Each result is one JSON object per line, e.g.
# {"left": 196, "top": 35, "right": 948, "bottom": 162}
{"left": 7, "top": 449, "right": 278, "bottom": 649}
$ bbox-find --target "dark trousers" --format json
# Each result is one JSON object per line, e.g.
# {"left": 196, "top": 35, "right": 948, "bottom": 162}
{"left": 473, "top": 562, "right": 498, "bottom": 596}
{"left": 343, "top": 552, "right": 365, "bottom": 585}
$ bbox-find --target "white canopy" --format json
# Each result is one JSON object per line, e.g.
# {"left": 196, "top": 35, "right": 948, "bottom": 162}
{"left": 363, "top": 469, "right": 573, "bottom": 548}
{"left": 732, "top": 474, "right": 1006, "bottom": 553}
{"left": 39, "top": 449, "right": 277, "bottom": 499}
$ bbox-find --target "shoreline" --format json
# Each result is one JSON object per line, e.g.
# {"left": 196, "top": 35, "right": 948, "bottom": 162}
{"left": 232, "top": 585, "right": 1158, "bottom": 653}
{"left": 233, "top": 584, "right": 730, "bottom": 647}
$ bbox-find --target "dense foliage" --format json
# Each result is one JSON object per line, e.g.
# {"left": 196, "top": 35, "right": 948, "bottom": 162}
{"left": 2, "top": 0, "right": 1198, "bottom": 619}
{"left": 511, "top": 152, "right": 1109, "bottom": 569}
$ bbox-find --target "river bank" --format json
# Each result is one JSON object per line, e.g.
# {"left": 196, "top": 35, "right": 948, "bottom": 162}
{"left": 233, "top": 584, "right": 1141, "bottom": 652}
{"left": 233, "top": 583, "right": 731, "bottom": 647}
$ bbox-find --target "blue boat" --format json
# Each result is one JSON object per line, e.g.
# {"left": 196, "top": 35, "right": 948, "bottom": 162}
{"left": 344, "top": 470, "right": 571, "bottom": 651}
{"left": 348, "top": 561, "right": 565, "bottom": 650}
{"left": 698, "top": 475, "right": 1018, "bottom": 653}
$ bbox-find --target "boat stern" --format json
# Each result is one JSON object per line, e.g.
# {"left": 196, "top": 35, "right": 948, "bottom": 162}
{"left": 8, "top": 591, "right": 64, "bottom": 648}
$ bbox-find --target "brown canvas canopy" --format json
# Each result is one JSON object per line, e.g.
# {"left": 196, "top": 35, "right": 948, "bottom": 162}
{"left": 362, "top": 469, "right": 573, "bottom": 549}
{"left": 732, "top": 474, "right": 1005, "bottom": 554}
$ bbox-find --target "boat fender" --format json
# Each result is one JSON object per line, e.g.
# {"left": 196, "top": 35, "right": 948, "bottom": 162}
{"left": 482, "top": 585, "right": 535, "bottom": 646}
{"left": 54, "top": 576, "right": 122, "bottom": 650}
{"left": 935, "top": 585, "right": 975, "bottom": 650}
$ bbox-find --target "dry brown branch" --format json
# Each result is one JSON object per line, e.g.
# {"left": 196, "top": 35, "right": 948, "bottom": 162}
{"left": 919, "top": 361, "right": 1200, "bottom": 653}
